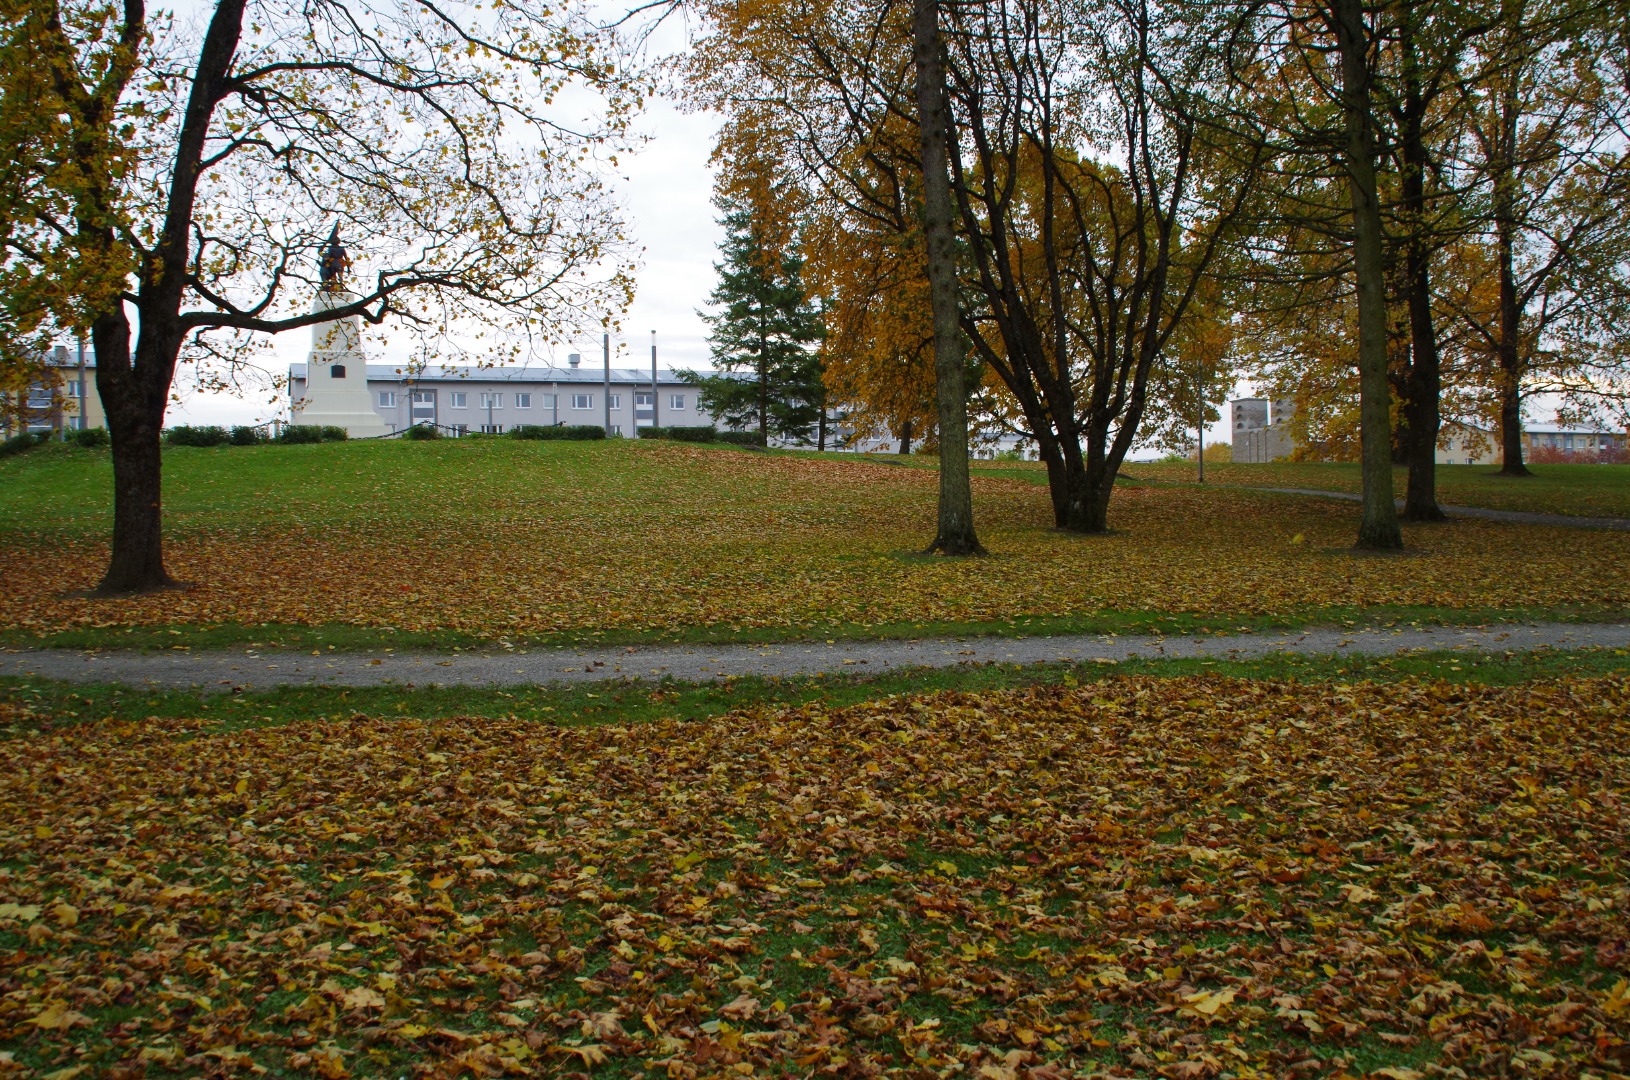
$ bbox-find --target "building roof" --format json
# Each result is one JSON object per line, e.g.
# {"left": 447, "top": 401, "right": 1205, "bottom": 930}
{"left": 42, "top": 347, "right": 96, "bottom": 368}
{"left": 288, "top": 363, "right": 702, "bottom": 385}
{"left": 1523, "top": 427, "right": 1624, "bottom": 437}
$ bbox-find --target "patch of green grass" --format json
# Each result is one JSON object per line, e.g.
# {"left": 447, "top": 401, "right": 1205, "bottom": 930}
{"left": 3, "top": 646, "right": 1625, "bottom": 738}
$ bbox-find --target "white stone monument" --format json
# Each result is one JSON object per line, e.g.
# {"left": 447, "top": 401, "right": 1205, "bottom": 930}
{"left": 291, "top": 227, "right": 390, "bottom": 437}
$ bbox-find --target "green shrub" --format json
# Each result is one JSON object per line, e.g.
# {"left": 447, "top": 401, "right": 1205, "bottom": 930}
{"left": 510, "top": 424, "right": 606, "bottom": 441}
{"left": 403, "top": 423, "right": 440, "bottom": 440}
{"left": 719, "top": 429, "right": 766, "bottom": 447}
{"left": 229, "top": 425, "right": 264, "bottom": 446}
{"left": 166, "top": 425, "right": 229, "bottom": 447}
{"left": 641, "top": 425, "right": 718, "bottom": 443}
{"left": 71, "top": 427, "right": 110, "bottom": 448}
{"left": 277, "top": 424, "right": 326, "bottom": 444}
{"left": 321, "top": 425, "right": 349, "bottom": 442}
{"left": 0, "top": 431, "right": 45, "bottom": 458}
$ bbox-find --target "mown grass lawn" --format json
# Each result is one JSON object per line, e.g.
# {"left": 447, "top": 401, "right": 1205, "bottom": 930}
{"left": 0, "top": 439, "right": 1626, "bottom": 649}
{"left": 1, "top": 660, "right": 1626, "bottom": 1079}
{"left": 1123, "top": 461, "right": 1630, "bottom": 519}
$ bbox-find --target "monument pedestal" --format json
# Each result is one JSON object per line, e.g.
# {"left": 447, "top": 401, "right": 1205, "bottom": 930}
{"left": 292, "top": 289, "right": 390, "bottom": 437}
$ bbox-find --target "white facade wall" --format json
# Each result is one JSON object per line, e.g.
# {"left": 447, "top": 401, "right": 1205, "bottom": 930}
{"left": 288, "top": 364, "right": 723, "bottom": 436}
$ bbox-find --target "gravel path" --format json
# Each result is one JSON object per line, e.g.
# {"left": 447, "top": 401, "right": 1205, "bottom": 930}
{"left": 2, "top": 621, "right": 1626, "bottom": 691}
{"left": 1247, "top": 486, "right": 1630, "bottom": 531}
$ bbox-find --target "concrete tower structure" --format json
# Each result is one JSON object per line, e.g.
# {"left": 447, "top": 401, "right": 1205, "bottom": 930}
{"left": 291, "top": 227, "right": 390, "bottom": 437}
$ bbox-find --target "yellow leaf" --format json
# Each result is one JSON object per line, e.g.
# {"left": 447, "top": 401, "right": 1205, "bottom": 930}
{"left": 428, "top": 874, "right": 454, "bottom": 890}
{"left": 235, "top": 778, "right": 249, "bottom": 795}
{"left": 1181, "top": 987, "right": 1236, "bottom": 1016}
{"left": 341, "top": 986, "right": 385, "bottom": 1010}
{"left": 28, "top": 1002, "right": 90, "bottom": 1030}
{"left": 51, "top": 901, "right": 79, "bottom": 928}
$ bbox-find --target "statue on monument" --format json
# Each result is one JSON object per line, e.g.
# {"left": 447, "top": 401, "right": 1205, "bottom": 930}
{"left": 319, "top": 223, "right": 350, "bottom": 291}
{"left": 292, "top": 223, "right": 390, "bottom": 437}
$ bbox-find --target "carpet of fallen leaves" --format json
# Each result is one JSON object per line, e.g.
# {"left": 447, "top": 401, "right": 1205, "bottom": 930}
{"left": 2, "top": 675, "right": 1627, "bottom": 1079}
{"left": 1, "top": 443, "right": 1628, "bottom": 638}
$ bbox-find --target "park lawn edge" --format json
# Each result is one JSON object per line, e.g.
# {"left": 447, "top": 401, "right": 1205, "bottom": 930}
{"left": 1, "top": 601, "right": 1625, "bottom": 654}
{"left": 4, "top": 645, "right": 1627, "bottom": 739}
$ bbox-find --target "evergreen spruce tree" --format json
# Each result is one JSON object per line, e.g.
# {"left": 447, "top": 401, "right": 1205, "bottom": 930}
{"left": 686, "top": 203, "right": 826, "bottom": 445}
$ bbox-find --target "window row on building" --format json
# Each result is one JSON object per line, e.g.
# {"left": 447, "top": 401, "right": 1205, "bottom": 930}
{"left": 374, "top": 390, "right": 690, "bottom": 412}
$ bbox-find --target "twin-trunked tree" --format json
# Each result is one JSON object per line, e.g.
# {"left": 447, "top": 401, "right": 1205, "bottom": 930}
{"left": 0, "top": 0, "right": 639, "bottom": 593}
{"left": 691, "top": 0, "right": 1264, "bottom": 541}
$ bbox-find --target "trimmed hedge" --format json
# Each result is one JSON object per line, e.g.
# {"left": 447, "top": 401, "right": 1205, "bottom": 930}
{"left": 510, "top": 424, "right": 606, "bottom": 441}
{"left": 71, "top": 427, "right": 109, "bottom": 448}
{"left": 640, "top": 425, "right": 719, "bottom": 443}
{"left": 166, "top": 425, "right": 229, "bottom": 447}
{"left": 720, "top": 430, "right": 767, "bottom": 447}
{"left": 403, "top": 423, "right": 441, "bottom": 440}
{"left": 0, "top": 431, "right": 47, "bottom": 458}
{"left": 229, "top": 425, "right": 264, "bottom": 446}
{"left": 278, "top": 424, "right": 349, "bottom": 444}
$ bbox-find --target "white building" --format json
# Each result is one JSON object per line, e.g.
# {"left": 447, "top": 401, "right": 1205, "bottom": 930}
{"left": 288, "top": 355, "right": 719, "bottom": 436}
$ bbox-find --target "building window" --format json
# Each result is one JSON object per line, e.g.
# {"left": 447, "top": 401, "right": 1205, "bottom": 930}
{"left": 572, "top": 394, "right": 593, "bottom": 410}
{"left": 635, "top": 392, "right": 653, "bottom": 406}
{"left": 450, "top": 392, "right": 467, "bottom": 408}
{"left": 481, "top": 424, "right": 503, "bottom": 434}
{"left": 516, "top": 393, "right": 532, "bottom": 409}
{"left": 609, "top": 424, "right": 621, "bottom": 436}
{"left": 379, "top": 391, "right": 397, "bottom": 408}
{"left": 451, "top": 425, "right": 468, "bottom": 437}
{"left": 480, "top": 392, "right": 503, "bottom": 409}
{"left": 331, "top": 364, "right": 346, "bottom": 378}
{"left": 670, "top": 394, "right": 686, "bottom": 410}
{"left": 607, "top": 394, "right": 621, "bottom": 410}
{"left": 540, "top": 394, "right": 557, "bottom": 409}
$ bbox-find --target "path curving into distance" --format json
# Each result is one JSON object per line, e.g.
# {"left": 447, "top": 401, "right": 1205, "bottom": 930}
{"left": 2, "top": 621, "right": 1627, "bottom": 691}
{"left": 1241, "top": 486, "right": 1630, "bottom": 531}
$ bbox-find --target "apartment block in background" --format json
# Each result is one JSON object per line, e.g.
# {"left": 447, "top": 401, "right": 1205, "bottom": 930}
{"left": 1, "top": 346, "right": 103, "bottom": 437}
{"left": 1230, "top": 397, "right": 1297, "bottom": 463}
{"left": 289, "top": 355, "right": 725, "bottom": 437}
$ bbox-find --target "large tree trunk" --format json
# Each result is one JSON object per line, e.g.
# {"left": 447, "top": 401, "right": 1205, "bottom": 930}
{"left": 1490, "top": 54, "right": 1531, "bottom": 477}
{"left": 93, "top": 0, "right": 246, "bottom": 593}
{"left": 1049, "top": 446, "right": 1101, "bottom": 534}
{"left": 898, "top": 418, "right": 913, "bottom": 455}
{"left": 1401, "top": 261, "right": 1445, "bottom": 519}
{"left": 1333, "top": 0, "right": 1403, "bottom": 550}
{"left": 93, "top": 309, "right": 177, "bottom": 594}
{"left": 1494, "top": 185, "right": 1530, "bottom": 476}
{"left": 1398, "top": 68, "right": 1446, "bottom": 522}
{"left": 912, "top": 0, "right": 983, "bottom": 556}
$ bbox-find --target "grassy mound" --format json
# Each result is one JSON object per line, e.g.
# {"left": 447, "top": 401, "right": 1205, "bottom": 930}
{"left": 1, "top": 439, "right": 1626, "bottom": 648}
